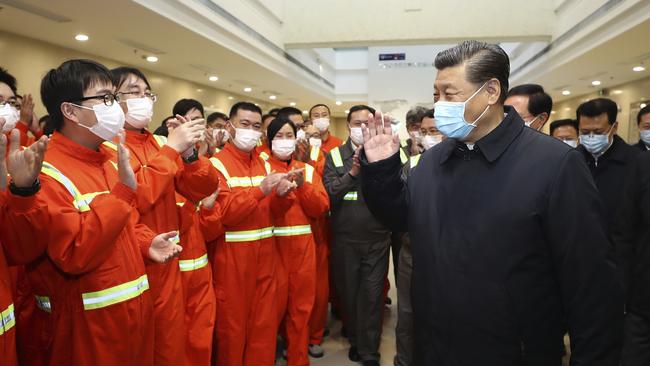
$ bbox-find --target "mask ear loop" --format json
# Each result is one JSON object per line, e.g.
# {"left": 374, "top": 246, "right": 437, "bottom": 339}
{"left": 465, "top": 81, "right": 491, "bottom": 126}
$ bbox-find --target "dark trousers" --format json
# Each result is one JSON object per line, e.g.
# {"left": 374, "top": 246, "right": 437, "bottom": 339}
{"left": 623, "top": 310, "right": 650, "bottom": 365}
{"left": 395, "top": 236, "right": 414, "bottom": 366}
{"left": 332, "top": 237, "right": 390, "bottom": 362}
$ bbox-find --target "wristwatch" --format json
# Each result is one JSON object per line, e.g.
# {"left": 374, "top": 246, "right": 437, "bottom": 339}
{"left": 9, "top": 178, "right": 41, "bottom": 197}
{"left": 182, "top": 149, "right": 199, "bottom": 163}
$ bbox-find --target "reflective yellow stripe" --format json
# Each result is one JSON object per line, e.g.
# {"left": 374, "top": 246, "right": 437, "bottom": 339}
{"left": 0, "top": 303, "right": 15, "bottom": 335}
{"left": 310, "top": 146, "right": 320, "bottom": 162}
{"left": 331, "top": 147, "right": 343, "bottom": 168}
{"left": 35, "top": 295, "right": 51, "bottom": 313}
{"left": 305, "top": 164, "right": 315, "bottom": 183}
{"left": 179, "top": 254, "right": 209, "bottom": 272}
{"left": 210, "top": 157, "right": 231, "bottom": 182}
{"left": 259, "top": 151, "right": 270, "bottom": 161}
{"left": 399, "top": 148, "right": 408, "bottom": 164}
{"left": 400, "top": 139, "right": 408, "bottom": 148}
{"left": 41, "top": 162, "right": 107, "bottom": 212}
{"left": 102, "top": 141, "right": 118, "bottom": 151}
{"left": 225, "top": 227, "right": 275, "bottom": 243}
{"left": 81, "top": 275, "right": 149, "bottom": 310}
{"left": 273, "top": 225, "right": 312, "bottom": 237}
{"left": 153, "top": 135, "right": 167, "bottom": 148}
{"left": 343, "top": 191, "right": 358, "bottom": 201}
{"left": 256, "top": 139, "right": 263, "bottom": 147}
{"left": 211, "top": 157, "right": 266, "bottom": 187}
{"left": 410, "top": 154, "right": 422, "bottom": 168}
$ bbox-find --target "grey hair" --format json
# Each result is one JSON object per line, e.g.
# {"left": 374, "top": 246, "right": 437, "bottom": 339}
{"left": 405, "top": 106, "right": 429, "bottom": 126}
{"left": 434, "top": 40, "right": 510, "bottom": 103}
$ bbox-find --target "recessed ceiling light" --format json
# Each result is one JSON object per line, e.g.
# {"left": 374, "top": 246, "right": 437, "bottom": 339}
{"left": 269, "top": 95, "right": 276, "bottom": 100}
{"left": 641, "top": 103, "right": 648, "bottom": 108}
{"left": 196, "top": 88, "right": 203, "bottom": 92}
{"left": 254, "top": 103, "right": 259, "bottom": 106}
{"left": 228, "top": 96, "right": 234, "bottom": 100}
{"left": 289, "top": 102, "right": 296, "bottom": 107}
{"left": 146, "top": 55, "right": 158, "bottom": 63}
{"left": 612, "top": 90, "right": 623, "bottom": 95}
{"left": 561, "top": 90, "right": 571, "bottom": 96}
{"left": 302, "top": 110, "right": 308, "bottom": 114}
{"left": 75, "top": 34, "right": 89, "bottom": 42}
{"left": 244, "top": 87, "right": 252, "bottom": 92}
{"left": 209, "top": 76, "right": 219, "bottom": 82}
{"left": 551, "top": 110, "right": 556, "bottom": 114}
{"left": 345, "top": 110, "right": 350, "bottom": 114}
{"left": 335, "top": 100, "right": 342, "bottom": 106}
{"left": 564, "top": 107, "right": 571, "bottom": 111}
{"left": 591, "top": 80, "right": 601, "bottom": 86}
{"left": 633, "top": 66, "right": 645, "bottom": 72}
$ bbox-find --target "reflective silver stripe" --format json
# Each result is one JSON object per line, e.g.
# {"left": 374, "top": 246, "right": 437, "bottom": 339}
{"left": 81, "top": 275, "right": 149, "bottom": 310}
{"left": 330, "top": 147, "right": 343, "bottom": 167}
{"left": 0, "top": 303, "right": 15, "bottom": 335}
{"left": 274, "top": 225, "right": 312, "bottom": 237}
{"left": 179, "top": 254, "right": 209, "bottom": 272}
{"left": 225, "top": 227, "right": 275, "bottom": 243}
{"left": 35, "top": 295, "right": 51, "bottom": 313}
{"left": 343, "top": 191, "right": 358, "bottom": 201}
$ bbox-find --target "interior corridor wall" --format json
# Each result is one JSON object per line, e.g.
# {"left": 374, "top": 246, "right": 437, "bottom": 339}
{"left": 0, "top": 30, "right": 278, "bottom": 130}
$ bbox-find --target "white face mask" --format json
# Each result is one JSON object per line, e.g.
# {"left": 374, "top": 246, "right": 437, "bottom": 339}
{"left": 410, "top": 131, "right": 422, "bottom": 140}
{"left": 422, "top": 135, "right": 443, "bottom": 150}
{"left": 213, "top": 128, "right": 230, "bottom": 142}
{"left": 74, "top": 102, "right": 126, "bottom": 141}
{"left": 0, "top": 103, "right": 20, "bottom": 132}
{"left": 272, "top": 138, "right": 296, "bottom": 160}
{"left": 125, "top": 97, "right": 154, "bottom": 129}
{"left": 233, "top": 127, "right": 262, "bottom": 152}
{"left": 313, "top": 117, "right": 330, "bottom": 132}
{"left": 349, "top": 127, "right": 364, "bottom": 145}
{"left": 296, "top": 129, "right": 306, "bottom": 140}
{"left": 563, "top": 139, "right": 578, "bottom": 148}
{"left": 309, "top": 137, "right": 322, "bottom": 148}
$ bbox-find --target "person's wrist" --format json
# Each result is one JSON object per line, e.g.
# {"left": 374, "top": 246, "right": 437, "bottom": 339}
{"left": 9, "top": 178, "right": 41, "bottom": 196}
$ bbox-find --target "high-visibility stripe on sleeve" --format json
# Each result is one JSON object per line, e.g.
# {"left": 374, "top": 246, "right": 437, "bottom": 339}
{"left": 210, "top": 157, "right": 231, "bottom": 181}
{"left": 305, "top": 164, "right": 315, "bottom": 183}
{"left": 225, "top": 227, "right": 275, "bottom": 243}
{"left": 179, "top": 254, "right": 209, "bottom": 272}
{"left": 273, "top": 225, "right": 312, "bottom": 237}
{"left": 259, "top": 151, "right": 270, "bottom": 161}
{"left": 0, "top": 303, "right": 15, "bottom": 335}
{"left": 41, "top": 162, "right": 107, "bottom": 212}
{"left": 102, "top": 141, "right": 118, "bottom": 151}
{"left": 153, "top": 135, "right": 168, "bottom": 148}
{"left": 81, "top": 275, "right": 149, "bottom": 310}
{"left": 310, "top": 146, "right": 320, "bottom": 162}
{"left": 330, "top": 147, "right": 343, "bottom": 168}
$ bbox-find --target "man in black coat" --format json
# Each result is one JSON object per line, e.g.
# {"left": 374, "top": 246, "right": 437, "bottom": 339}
{"left": 633, "top": 105, "right": 650, "bottom": 152}
{"left": 359, "top": 40, "right": 623, "bottom": 366}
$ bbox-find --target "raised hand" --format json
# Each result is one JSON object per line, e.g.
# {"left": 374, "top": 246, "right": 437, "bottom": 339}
{"left": 19, "top": 93, "right": 35, "bottom": 126}
{"left": 0, "top": 129, "right": 49, "bottom": 190}
{"left": 117, "top": 131, "right": 137, "bottom": 190}
{"left": 287, "top": 168, "right": 305, "bottom": 187}
{"left": 276, "top": 178, "right": 297, "bottom": 197}
{"left": 349, "top": 147, "right": 361, "bottom": 177}
{"left": 166, "top": 115, "right": 206, "bottom": 153}
{"left": 362, "top": 111, "right": 400, "bottom": 163}
{"left": 148, "top": 231, "right": 183, "bottom": 263}
{"left": 201, "top": 188, "right": 220, "bottom": 209}
{"left": 294, "top": 139, "right": 310, "bottom": 163}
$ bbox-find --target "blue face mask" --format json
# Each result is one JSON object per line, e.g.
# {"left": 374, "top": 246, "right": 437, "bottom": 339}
{"left": 640, "top": 130, "right": 650, "bottom": 145}
{"left": 434, "top": 82, "right": 490, "bottom": 140}
{"left": 580, "top": 125, "right": 614, "bottom": 155}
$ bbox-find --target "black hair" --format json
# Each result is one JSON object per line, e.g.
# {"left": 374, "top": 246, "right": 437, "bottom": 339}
{"left": 267, "top": 115, "right": 297, "bottom": 148}
{"left": 262, "top": 114, "right": 273, "bottom": 122}
{"left": 549, "top": 119, "right": 578, "bottom": 135}
{"left": 152, "top": 116, "right": 174, "bottom": 137}
{"left": 309, "top": 104, "right": 331, "bottom": 117}
{"left": 0, "top": 67, "right": 17, "bottom": 95}
{"left": 424, "top": 108, "right": 435, "bottom": 119}
{"left": 434, "top": 40, "right": 510, "bottom": 103}
{"left": 347, "top": 105, "right": 376, "bottom": 122}
{"left": 40, "top": 115, "right": 55, "bottom": 136}
{"left": 277, "top": 107, "right": 302, "bottom": 120}
{"left": 110, "top": 66, "right": 151, "bottom": 90}
{"left": 268, "top": 108, "right": 280, "bottom": 117}
{"left": 40, "top": 59, "right": 114, "bottom": 131}
{"left": 405, "top": 106, "right": 428, "bottom": 126}
{"left": 576, "top": 98, "right": 618, "bottom": 125}
{"left": 637, "top": 105, "right": 650, "bottom": 125}
{"left": 229, "top": 101, "right": 262, "bottom": 119}
{"left": 173, "top": 98, "right": 204, "bottom": 118}
{"left": 207, "top": 112, "right": 228, "bottom": 125}
{"left": 507, "top": 84, "right": 553, "bottom": 116}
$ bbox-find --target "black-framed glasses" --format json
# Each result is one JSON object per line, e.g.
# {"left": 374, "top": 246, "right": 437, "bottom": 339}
{"left": 118, "top": 91, "right": 157, "bottom": 102}
{"left": 74, "top": 93, "right": 120, "bottom": 106}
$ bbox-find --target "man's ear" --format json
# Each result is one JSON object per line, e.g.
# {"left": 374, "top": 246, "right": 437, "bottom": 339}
{"left": 485, "top": 78, "right": 501, "bottom": 106}
{"left": 61, "top": 102, "right": 80, "bottom": 124}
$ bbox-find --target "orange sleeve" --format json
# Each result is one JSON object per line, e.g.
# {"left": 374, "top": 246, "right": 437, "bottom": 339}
{"left": 0, "top": 191, "right": 50, "bottom": 264}
{"left": 133, "top": 222, "right": 157, "bottom": 263}
{"left": 308, "top": 153, "right": 326, "bottom": 177}
{"left": 296, "top": 171, "right": 330, "bottom": 219}
{"left": 131, "top": 145, "right": 181, "bottom": 215}
{"left": 214, "top": 169, "right": 266, "bottom": 227}
{"left": 268, "top": 192, "right": 294, "bottom": 219}
{"left": 42, "top": 176, "right": 137, "bottom": 275}
{"left": 174, "top": 156, "right": 221, "bottom": 202}
{"left": 15, "top": 123, "right": 30, "bottom": 147}
{"left": 198, "top": 203, "right": 224, "bottom": 242}
{"left": 178, "top": 200, "right": 197, "bottom": 234}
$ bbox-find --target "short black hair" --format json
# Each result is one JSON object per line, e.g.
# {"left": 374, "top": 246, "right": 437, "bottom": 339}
{"left": 507, "top": 84, "right": 553, "bottom": 116}
{"left": 40, "top": 115, "right": 55, "bottom": 136}
{"left": 110, "top": 66, "right": 151, "bottom": 90}
{"left": 268, "top": 108, "right": 280, "bottom": 117}
{"left": 40, "top": 59, "right": 114, "bottom": 131}
{"left": 0, "top": 67, "right": 17, "bottom": 95}
{"left": 267, "top": 115, "right": 297, "bottom": 148}
{"left": 637, "top": 105, "right": 650, "bottom": 125}
{"left": 207, "top": 112, "right": 228, "bottom": 125}
{"left": 262, "top": 114, "right": 273, "bottom": 122}
{"left": 424, "top": 108, "right": 435, "bottom": 119}
{"left": 173, "top": 98, "right": 204, "bottom": 118}
{"left": 347, "top": 105, "right": 376, "bottom": 122}
{"left": 309, "top": 104, "right": 331, "bottom": 116}
{"left": 229, "top": 101, "right": 262, "bottom": 119}
{"left": 576, "top": 98, "right": 618, "bottom": 125}
{"left": 549, "top": 119, "right": 578, "bottom": 135}
{"left": 153, "top": 115, "right": 174, "bottom": 137}
{"left": 405, "top": 106, "right": 428, "bottom": 126}
{"left": 277, "top": 107, "right": 302, "bottom": 120}
{"left": 434, "top": 40, "right": 510, "bottom": 103}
